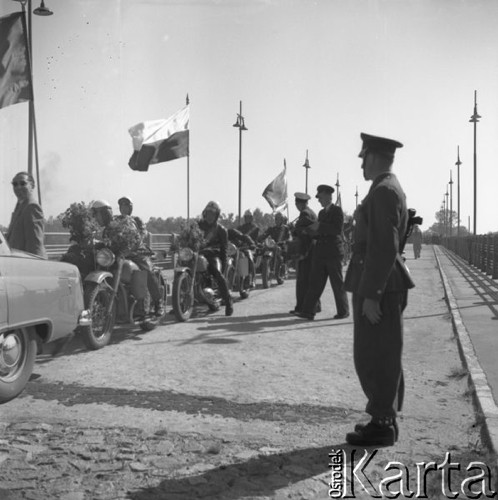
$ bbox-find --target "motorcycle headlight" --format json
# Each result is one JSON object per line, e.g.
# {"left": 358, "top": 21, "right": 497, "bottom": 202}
{"left": 227, "top": 242, "right": 238, "bottom": 256}
{"left": 265, "top": 237, "right": 276, "bottom": 248}
{"left": 96, "top": 248, "right": 115, "bottom": 267}
{"left": 179, "top": 247, "right": 194, "bottom": 262}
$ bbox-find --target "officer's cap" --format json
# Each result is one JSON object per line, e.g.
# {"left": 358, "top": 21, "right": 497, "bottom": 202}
{"left": 294, "top": 192, "right": 310, "bottom": 202}
{"left": 315, "top": 184, "right": 335, "bottom": 197}
{"left": 118, "top": 196, "right": 133, "bottom": 206}
{"left": 359, "top": 133, "right": 403, "bottom": 159}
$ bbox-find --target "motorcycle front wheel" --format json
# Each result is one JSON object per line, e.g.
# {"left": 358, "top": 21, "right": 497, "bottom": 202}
{"left": 81, "top": 282, "right": 116, "bottom": 350}
{"left": 0, "top": 328, "right": 37, "bottom": 404}
{"left": 172, "top": 272, "right": 193, "bottom": 322}
{"left": 261, "top": 258, "right": 270, "bottom": 289}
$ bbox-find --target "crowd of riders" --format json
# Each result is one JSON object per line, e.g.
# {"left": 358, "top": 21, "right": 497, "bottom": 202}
{"left": 87, "top": 198, "right": 294, "bottom": 319}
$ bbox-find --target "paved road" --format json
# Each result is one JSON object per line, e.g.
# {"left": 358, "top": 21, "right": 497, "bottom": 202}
{"left": 0, "top": 249, "right": 493, "bottom": 499}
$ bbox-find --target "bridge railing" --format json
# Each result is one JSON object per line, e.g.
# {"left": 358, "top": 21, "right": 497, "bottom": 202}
{"left": 437, "top": 234, "right": 498, "bottom": 279}
{"left": 44, "top": 232, "right": 176, "bottom": 270}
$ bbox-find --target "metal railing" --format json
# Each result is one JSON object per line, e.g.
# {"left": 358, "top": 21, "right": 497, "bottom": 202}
{"left": 438, "top": 234, "right": 498, "bottom": 279}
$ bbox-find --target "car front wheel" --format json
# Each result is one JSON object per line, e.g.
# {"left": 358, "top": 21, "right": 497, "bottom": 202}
{"left": 0, "top": 328, "right": 37, "bottom": 404}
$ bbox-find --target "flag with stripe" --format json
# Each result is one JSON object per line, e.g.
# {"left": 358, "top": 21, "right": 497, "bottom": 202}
{"left": 262, "top": 160, "right": 288, "bottom": 212}
{"left": 128, "top": 105, "right": 189, "bottom": 172}
{"left": 0, "top": 12, "right": 32, "bottom": 110}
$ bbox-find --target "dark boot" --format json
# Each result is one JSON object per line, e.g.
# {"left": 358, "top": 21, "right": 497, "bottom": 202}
{"left": 225, "top": 297, "right": 233, "bottom": 316}
{"left": 346, "top": 417, "right": 396, "bottom": 447}
{"left": 354, "top": 419, "right": 399, "bottom": 441}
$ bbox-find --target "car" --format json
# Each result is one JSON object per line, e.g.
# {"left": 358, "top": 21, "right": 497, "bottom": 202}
{"left": 0, "top": 231, "right": 90, "bottom": 404}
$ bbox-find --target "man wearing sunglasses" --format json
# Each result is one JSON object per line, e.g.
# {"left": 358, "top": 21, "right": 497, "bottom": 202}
{"left": 6, "top": 171, "right": 47, "bottom": 258}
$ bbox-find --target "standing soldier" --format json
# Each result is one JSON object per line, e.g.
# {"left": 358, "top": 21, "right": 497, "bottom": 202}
{"left": 289, "top": 192, "right": 317, "bottom": 315}
{"left": 295, "top": 184, "right": 349, "bottom": 320}
{"left": 344, "top": 133, "right": 415, "bottom": 446}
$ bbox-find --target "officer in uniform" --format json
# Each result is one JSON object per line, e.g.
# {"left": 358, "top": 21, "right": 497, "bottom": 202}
{"left": 289, "top": 192, "right": 317, "bottom": 314}
{"left": 344, "top": 133, "right": 415, "bottom": 447}
{"left": 295, "top": 185, "right": 349, "bottom": 320}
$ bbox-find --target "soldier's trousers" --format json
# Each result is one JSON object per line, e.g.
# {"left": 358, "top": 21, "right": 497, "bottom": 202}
{"left": 352, "top": 291, "right": 407, "bottom": 418}
{"left": 302, "top": 256, "right": 349, "bottom": 317}
{"left": 295, "top": 254, "right": 312, "bottom": 312}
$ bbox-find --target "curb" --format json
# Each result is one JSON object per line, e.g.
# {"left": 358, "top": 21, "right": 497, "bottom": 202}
{"left": 433, "top": 245, "right": 498, "bottom": 457}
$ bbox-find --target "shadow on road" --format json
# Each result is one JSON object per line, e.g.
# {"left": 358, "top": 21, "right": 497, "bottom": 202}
{"left": 127, "top": 443, "right": 359, "bottom": 500}
{"left": 21, "top": 380, "right": 361, "bottom": 424}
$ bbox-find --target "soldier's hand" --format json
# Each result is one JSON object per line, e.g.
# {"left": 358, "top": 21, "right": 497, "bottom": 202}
{"left": 362, "top": 298, "right": 382, "bottom": 324}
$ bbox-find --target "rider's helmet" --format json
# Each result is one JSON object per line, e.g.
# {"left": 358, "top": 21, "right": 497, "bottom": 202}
{"left": 202, "top": 200, "right": 221, "bottom": 221}
{"left": 91, "top": 199, "right": 113, "bottom": 226}
{"left": 274, "top": 212, "right": 284, "bottom": 225}
{"left": 118, "top": 196, "right": 133, "bottom": 206}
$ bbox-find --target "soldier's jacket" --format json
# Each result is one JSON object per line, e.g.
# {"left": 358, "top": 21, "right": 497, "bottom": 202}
{"left": 344, "top": 172, "right": 415, "bottom": 299}
{"left": 291, "top": 207, "right": 317, "bottom": 258}
{"left": 312, "top": 203, "right": 344, "bottom": 259}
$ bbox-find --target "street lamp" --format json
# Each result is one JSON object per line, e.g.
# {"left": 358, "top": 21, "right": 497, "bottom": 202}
{"left": 11, "top": 0, "right": 53, "bottom": 205}
{"left": 449, "top": 171, "right": 453, "bottom": 237}
{"left": 455, "top": 146, "right": 462, "bottom": 237}
{"left": 442, "top": 197, "right": 446, "bottom": 236}
{"left": 335, "top": 173, "right": 340, "bottom": 205}
{"left": 355, "top": 186, "right": 358, "bottom": 209}
{"left": 302, "top": 150, "right": 310, "bottom": 195}
{"left": 469, "top": 90, "right": 481, "bottom": 235}
{"left": 445, "top": 188, "right": 449, "bottom": 236}
{"left": 233, "top": 100, "right": 247, "bottom": 223}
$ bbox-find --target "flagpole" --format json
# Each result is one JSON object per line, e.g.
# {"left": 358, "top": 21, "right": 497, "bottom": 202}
{"left": 186, "top": 94, "right": 190, "bottom": 221}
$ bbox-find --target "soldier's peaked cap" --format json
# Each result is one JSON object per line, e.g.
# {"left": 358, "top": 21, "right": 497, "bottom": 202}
{"left": 315, "top": 184, "right": 335, "bottom": 197}
{"left": 294, "top": 192, "right": 310, "bottom": 201}
{"left": 359, "top": 133, "right": 403, "bottom": 158}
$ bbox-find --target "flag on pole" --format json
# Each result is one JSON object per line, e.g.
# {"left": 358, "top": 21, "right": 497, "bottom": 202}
{"left": 0, "top": 12, "right": 32, "bottom": 110}
{"left": 262, "top": 160, "right": 288, "bottom": 212}
{"left": 128, "top": 105, "right": 189, "bottom": 172}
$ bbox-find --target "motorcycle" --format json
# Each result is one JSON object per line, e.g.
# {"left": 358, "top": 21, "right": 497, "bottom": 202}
{"left": 225, "top": 242, "right": 255, "bottom": 299}
{"left": 172, "top": 246, "right": 223, "bottom": 322}
{"left": 63, "top": 242, "right": 167, "bottom": 350}
{"left": 255, "top": 236, "right": 288, "bottom": 289}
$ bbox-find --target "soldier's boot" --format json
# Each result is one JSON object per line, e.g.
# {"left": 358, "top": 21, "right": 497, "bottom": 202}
{"left": 346, "top": 416, "right": 397, "bottom": 447}
{"left": 354, "top": 418, "right": 399, "bottom": 441}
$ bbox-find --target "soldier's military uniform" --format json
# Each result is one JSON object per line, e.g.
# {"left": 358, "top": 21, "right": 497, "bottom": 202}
{"left": 290, "top": 192, "right": 317, "bottom": 314}
{"left": 297, "top": 185, "right": 349, "bottom": 320}
{"left": 344, "top": 133, "right": 414, "bottom": 446}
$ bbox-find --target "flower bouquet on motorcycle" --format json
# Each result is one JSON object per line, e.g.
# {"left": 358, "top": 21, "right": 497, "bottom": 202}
{"left": 61, "top": 201, "right": 167, "bottom": 350}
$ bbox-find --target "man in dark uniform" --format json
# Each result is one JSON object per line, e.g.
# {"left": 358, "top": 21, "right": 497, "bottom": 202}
{"left": 289, "top": 192, "right": 317, "bottom": 314}
{"left": 295, "top": 185, "right": 349, "bottom": 320}
{"left": 344, "top": 133, "right": 415, "bottom": 447}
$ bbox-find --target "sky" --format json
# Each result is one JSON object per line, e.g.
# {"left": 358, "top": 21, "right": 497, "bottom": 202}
{"left": 1, "top": 0, "right": 498, "bottom": 233}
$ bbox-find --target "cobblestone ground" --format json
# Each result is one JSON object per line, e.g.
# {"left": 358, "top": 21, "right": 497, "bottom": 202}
{"left": 0, "top": 254, "right": 493, "bottom": 499}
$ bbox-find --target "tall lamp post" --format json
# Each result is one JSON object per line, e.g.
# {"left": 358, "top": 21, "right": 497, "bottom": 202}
{"left": 335, "top": 173, "right": 340, "bottom": 205}
{"left": 455, "top": 146, "right": 462, "bottom": 237}
{"left": 355, "top": 186, "right": 358, "bottom": 209}
{"left": 233, "top": 100, "right": 247, "bottom": 223}
{"left": 302, "top": 150, "right": 310, "bottom": 195}
{"left": 449, "top": 171, "right": 453, "bottom": 237}
{"left": 469, "top": 90, "right": 481, "bottom": 235}
{"left": 445, "top": 188, "right": 449, "bottom": 236}
{"left": 12, "top": 0, "right": 53, "bottom": 205}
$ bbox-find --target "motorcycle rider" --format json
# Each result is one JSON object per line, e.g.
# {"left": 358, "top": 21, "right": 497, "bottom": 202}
{"left": 237, "top": 209, "right": 260, "bottom": 241}
{"left": 92, "top": 199, "right": 164, "bottom": 317}
{"left": 198, "top": 201, "right": 233, "bottom": 316}
{"left": 259, "top": 211, "right": 291, "bottom": 284}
